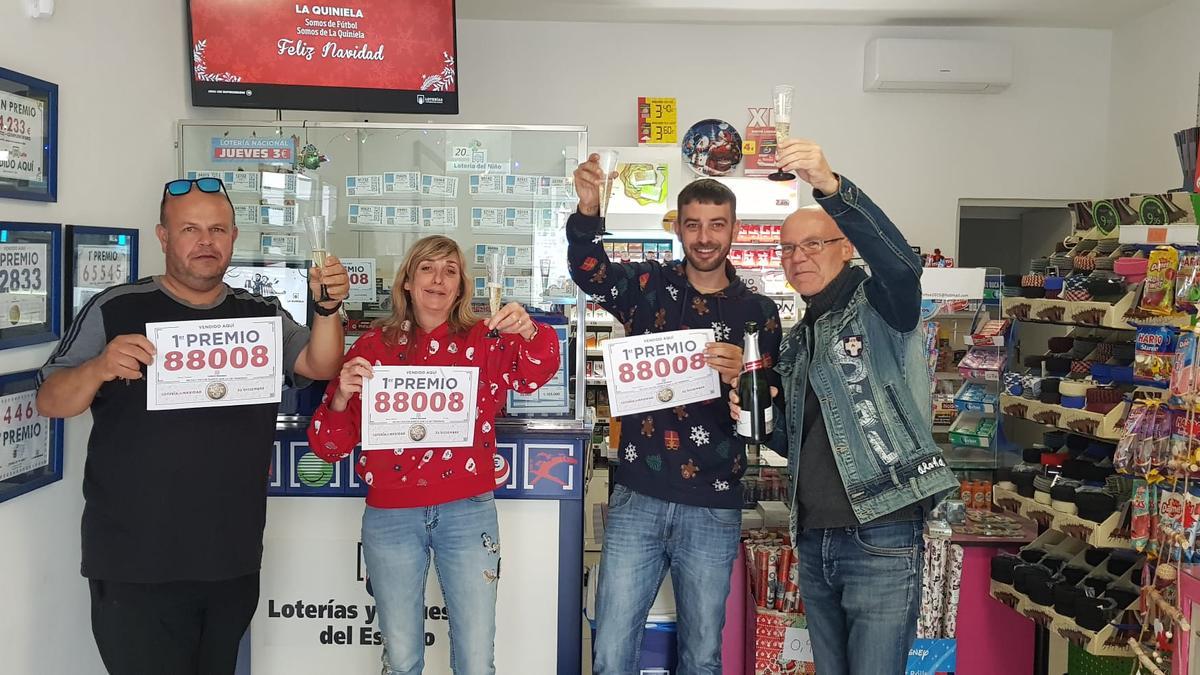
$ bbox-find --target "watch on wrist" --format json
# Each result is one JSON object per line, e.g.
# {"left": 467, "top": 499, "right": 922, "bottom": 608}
{"left": 313, "top": 301, "right": 343, "bottom": 316}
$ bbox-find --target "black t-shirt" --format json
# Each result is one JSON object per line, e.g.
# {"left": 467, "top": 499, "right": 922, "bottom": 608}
{"left": 39, "top": 277, "right": 310, "bottom": 583}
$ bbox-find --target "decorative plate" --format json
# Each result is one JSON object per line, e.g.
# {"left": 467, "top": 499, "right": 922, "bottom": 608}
{"left": 681, "top": 119, "right": 743, "bottom": 177}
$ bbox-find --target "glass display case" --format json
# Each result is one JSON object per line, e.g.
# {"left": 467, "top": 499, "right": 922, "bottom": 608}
{"left": 177, "top": 120, "right": 589, "bottom": 424}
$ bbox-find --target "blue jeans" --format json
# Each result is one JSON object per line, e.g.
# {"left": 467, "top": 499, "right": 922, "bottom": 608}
{"left": 796, "top": 520, "right": 923, "bottom": 675}
{"left": 361, "top": 494, "right": 501, "bottom": 675}
{"left": 593, "top": 484, "right": 742, "bottom": 675}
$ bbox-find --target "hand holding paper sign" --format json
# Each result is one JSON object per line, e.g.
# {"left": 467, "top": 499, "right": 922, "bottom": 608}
{"left": 331, "top": 356, "right": 374, "bottom": 411}
{"left": 704, "top": 341, "right": 744, "bottom": 385}
{"left": 91, "top": 334, "right": 156, "bottom": 382}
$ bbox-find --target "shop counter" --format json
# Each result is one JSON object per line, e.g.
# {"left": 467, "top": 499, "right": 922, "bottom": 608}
{"left": 237, "top": 419, "right": 591, "bottom": 674}
{"left": 950, "top": 514, "right": 1039, "bottom": 675}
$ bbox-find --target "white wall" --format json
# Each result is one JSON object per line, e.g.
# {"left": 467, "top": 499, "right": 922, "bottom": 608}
{"left": 0, "top": 6, "right": 1118, "bottom": 674}
{"left": 450, "top": 21, "right": 1113, "bottom": 254}
{"left": 0, "top": 1, "right": 192, "bottom": 672}
{"left": 1107, "top": 0, "right": 1200, "bottom": 194}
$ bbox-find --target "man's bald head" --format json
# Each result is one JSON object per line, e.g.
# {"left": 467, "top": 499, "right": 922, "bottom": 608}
{"left": 780, "top": 207, "right": 855, "bottom": 297}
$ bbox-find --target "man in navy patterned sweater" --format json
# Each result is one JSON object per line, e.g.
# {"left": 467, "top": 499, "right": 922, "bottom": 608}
{"left": 568, "top": 155, "right": 781, "bottom": 674}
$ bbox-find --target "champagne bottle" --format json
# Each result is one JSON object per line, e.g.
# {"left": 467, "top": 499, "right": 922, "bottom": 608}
{"left": 737, "top": 321, "right": 773, "bottom": 443}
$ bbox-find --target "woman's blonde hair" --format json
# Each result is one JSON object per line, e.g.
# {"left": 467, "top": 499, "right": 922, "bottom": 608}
{"left": 377, "top": 235, "right": 479, "bottom": 345}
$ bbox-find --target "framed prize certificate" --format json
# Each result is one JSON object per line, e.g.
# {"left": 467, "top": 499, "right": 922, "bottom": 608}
{"left": 0, "top": 370, "right": 64, "bottom": 504}
{"left": 0, "top": 67, "right": 58, "bottom": 203}
{"left": 0, "top": 221, "right": 61, "bottom": 350}
{"left": 65, "top": 225, "right": 139, "bottom": 328}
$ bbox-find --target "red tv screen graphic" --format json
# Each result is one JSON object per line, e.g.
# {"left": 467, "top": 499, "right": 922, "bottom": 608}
{"left": 187, "top": 0, "right": 458, "bottom": 114}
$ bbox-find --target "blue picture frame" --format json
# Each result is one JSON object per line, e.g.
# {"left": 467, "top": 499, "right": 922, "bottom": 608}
{"left": 0, "top": 369, "right": 64, "bottom": 504}
{"left": 0, "top": 67, "right": 58, "bottom": 202}
{"left": 64, "top": 225, "right": 139, "bottom": 329}
{"left": 0, "top": 222, "right": 61, "bottom": 350}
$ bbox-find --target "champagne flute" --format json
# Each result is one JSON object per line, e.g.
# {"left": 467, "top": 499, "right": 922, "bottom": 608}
{"left": 302, "top": 215, "right": 331, "bottom": 301}
{"left": 539, "top": 258, "right": 552, "bottom": 298}
{"left": 486, "top": 251, "right": 505, "bottom": 338}
{"left": 595, "top": 149, "right": 620, "bottom": 234}
{"left": 768, "top": 85, "right": 796, "bottom": 182}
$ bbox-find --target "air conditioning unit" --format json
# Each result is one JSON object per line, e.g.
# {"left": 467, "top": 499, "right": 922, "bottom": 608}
{"left": 864, "top": 38, "right": 1012, "bottom": 93}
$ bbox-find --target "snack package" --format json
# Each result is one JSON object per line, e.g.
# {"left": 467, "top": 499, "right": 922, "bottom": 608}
{"left": 1135, "top": 325, "right": 1176, "bottom": 386}
{"left": 1184, "top": 489, "right": 1200, "bottom": 563}
{"left": 1170, "top": 412, "right": 1200, "bottom": 469}
{"left": 1115, "top": 403, "right": 1149, "bottom": 473}
{"left": 1132, "top": 480, "right": 1154, "bottom": 553}
{"left": 1171, "top": 330, "right": 1200, "bottom": 397}
{"left": 1140, "top": 246, "right": 1180, "bottom": 315}
{"left": 1158, "top": 487, "right": 1187, "bottom": 561}
{"left": 1176, "top": 253, "right": 1200, "bottom": 312}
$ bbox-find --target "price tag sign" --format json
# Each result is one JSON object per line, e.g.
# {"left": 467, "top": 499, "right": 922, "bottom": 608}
{"left": 361, "top": 366, "right": 479, "bottom": 450}
{"left": 602, "top": 329, "right": 720, "bottom": 417}
{"left": 342, "top": 258, "right": 377, "bottom": 303}
{"left": 0, "top": 390, "right": 49, "bottom": 481}
{"left": 145, "top": 316, "right": 283, "bottom": 411}
{"left": 638, "top": 96, "right": 678, "bottom": 145}
{"left": 0, "top": 242, "right": 48, "bottom": 327}
{"left": 781, "top": 627, "right": 815, "bottom": 664}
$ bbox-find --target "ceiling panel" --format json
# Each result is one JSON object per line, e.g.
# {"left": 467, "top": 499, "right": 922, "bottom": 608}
{"left": 455, "top": 0, "right": 1174, "bottom": 29}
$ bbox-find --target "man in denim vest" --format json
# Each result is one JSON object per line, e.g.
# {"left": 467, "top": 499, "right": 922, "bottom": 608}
{"left": 734, "top": 139, "right": 957, "bottom": 674}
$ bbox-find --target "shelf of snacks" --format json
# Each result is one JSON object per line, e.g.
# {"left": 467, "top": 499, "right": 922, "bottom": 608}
{"left": 948, "top": 413, "right": 996, "bottom": 448}
{"left": 998, "top": 178, "right": 1200, "bottom": 668}
{"left": 954, "top": 381, "right": 998, "bottom": 414}
{"left": 988, "top": 530, "right": 1143, "bottom": 658}
{"left": 998, "top": 394, "right": 1129, "bottom": 441}
{"left": 926, "top": 290, "right": 1008, "bottom": 474}
{"left": 991, "top": 485, "right": 1130, "bottom": 549}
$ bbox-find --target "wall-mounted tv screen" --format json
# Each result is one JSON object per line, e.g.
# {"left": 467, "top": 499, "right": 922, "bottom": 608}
{"left": 186, "top": 0, "right": 458, "bottom": 114}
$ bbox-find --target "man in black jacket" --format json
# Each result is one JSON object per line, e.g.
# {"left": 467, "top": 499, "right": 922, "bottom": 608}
{"left": 570, "top": 155, "right": 781, "bottom": 674}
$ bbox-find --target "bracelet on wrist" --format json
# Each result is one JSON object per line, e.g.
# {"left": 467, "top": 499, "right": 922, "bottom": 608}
{"left": 313, "top": 301, "right": 343, "bottom": 316}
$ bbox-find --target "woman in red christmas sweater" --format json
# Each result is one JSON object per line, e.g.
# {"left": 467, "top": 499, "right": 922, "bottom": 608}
{"left": 307, "top": 235, "right": 559, "bottom": 675}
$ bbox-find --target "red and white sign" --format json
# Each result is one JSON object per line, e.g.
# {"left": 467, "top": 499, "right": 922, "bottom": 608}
{"left": 189, "top": 0, "right": 456, "bottom": 91}
{"left": 742, "top": 107, "right": 778, "bottom": 177}
{"left": 146, "top": 316, "right": 284, "bottom": 410}
{"left": 602, "top": 329, "right": 720, "bottom": 417}
{"left": 361, "top": 366, "right": 479, "bottom": 450}
{"left": 341, "top": 257, "right": 377, "bottom": 304}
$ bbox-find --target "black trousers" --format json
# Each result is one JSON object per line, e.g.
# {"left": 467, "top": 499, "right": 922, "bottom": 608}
{"left": 89, "top": 572, "right": 259, "bottom": 675}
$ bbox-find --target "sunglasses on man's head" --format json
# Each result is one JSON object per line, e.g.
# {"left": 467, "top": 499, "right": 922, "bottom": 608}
{"left": 163, "top": 177, "right": 228, "bottom": 197}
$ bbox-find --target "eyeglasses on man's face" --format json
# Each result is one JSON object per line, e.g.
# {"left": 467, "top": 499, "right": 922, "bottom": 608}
{"left": 775, "top": 237, "right": 846, "bottom": 257}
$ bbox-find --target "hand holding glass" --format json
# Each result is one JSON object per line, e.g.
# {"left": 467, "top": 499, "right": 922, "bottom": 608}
{"left": 595, "top": 149, "right": 620, "bottom": 224}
